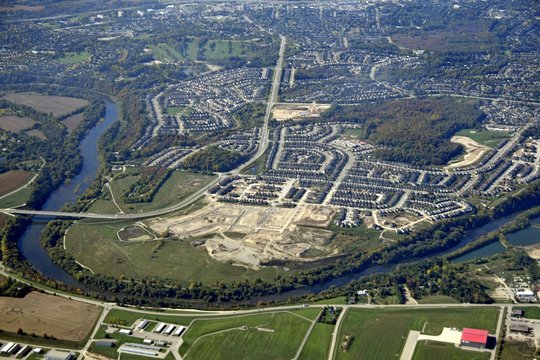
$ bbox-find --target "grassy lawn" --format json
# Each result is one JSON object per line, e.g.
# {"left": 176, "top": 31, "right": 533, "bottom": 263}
{"left": 335, "top": 307, "right": 499, "bottom": 360}
{"left": 340, "top": 127, "right": 363, "bottom": 140}
{"left": 413, "top": 341, "right": 490, "bottom": 360}
{"left": 180, "top": 311, "right": 312, "bottom": 359}
{"left": 417, "top": 295, "right": 461, "bottom": 304}
{"left": 240, "top": 148, "right": 268, "bottom": 175}
{"left": 166, "top": 106, "right": 186, "bottom": 115}
{"left": 455, "top": 129, "right": 510, "bottom": 147}
{"left": 328, "top": 222, "right": 383, "bottom": 252}
{"left": 312, "top": 296, "right": 348, "bottom": 305}
{"left": 108, "top": 170, "right": 216, "bottom": 214}
{"left": 515, "top": 307, "right": 540, "bottom": 320}
{"left": 299, "top": 322, "right": 334, "bottom": 360}
{"left": 0, "top": 186, "right": 32, "bottom": 208}
{"left": 57, "top": 51, "right": 90, "bottom": 64}
{"left": 148, "top": 43, "right": 183, "bottom": 63}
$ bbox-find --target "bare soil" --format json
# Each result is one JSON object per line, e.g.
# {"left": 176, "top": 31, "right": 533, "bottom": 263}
{"left": 0, "top": 292, "right": 101, "bottom": 341}
{"left": 3, "top": 93, "right": 89, "bottom": 118}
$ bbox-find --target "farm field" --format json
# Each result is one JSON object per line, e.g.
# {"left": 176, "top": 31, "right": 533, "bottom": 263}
{"left": 0, "top": 115, "right": 36, "bottom": 132}
{"left": 298, "top": 322, "right": 334, "bottom": 360}
{"left": 0, "top": 170, "right": 34, "bottom": 197}
{"left": 3, "top": 93, "right": 89, "bottom": 117}
{"left": 455, "top": 128, "right": 510, "bottom": 148}
{"left": 180, "top": 311, "right": 315, "bottom": 360}
{"left": 108, "top": 170, "right": 216, "bottom": 213}
{"left": 0, "top": 291, "right": 101, "bottom": 342}
{"left": 62, "top": 113, "right": 84, "bottom": 133}
{"left": 335, "top": 307, "right": 499, "bottom": 360}
{"left": 412, "top": 341, "right": 490, "bottom": 360}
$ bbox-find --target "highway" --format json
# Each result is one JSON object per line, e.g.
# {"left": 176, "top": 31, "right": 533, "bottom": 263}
{"left": 236, "top": 34, "right": 287, "bottom": 174}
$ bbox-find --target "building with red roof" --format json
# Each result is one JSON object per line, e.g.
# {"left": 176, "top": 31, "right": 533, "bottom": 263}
{"left": 460, "top": 328, "right": 489, "bottom": 349}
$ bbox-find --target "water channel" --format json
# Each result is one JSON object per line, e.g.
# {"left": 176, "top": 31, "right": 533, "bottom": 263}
{"left": 14, "top": 100, "right": 540, "bottom": 301}
{"left": 17, "top": 100, "right": 118, "bottom": 289}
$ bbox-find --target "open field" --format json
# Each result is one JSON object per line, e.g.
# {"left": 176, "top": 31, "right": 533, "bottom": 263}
{"left": 498, "top": 341, "right": 538, "bottom": 360}
{"left": 335, "top": 307, "right": 499, "bottom": 360}
{"left": 299, "top": 322, "right": 334, "bottom": 360}
{"left": 147, "top": 202, "right": 336, "bottom": 269}
{"left": 0, "top": 115, "right": 36, "bottom": 132}
{"left": 412, "top": 341, "right": 490, "bottom": 360}
{"left": 0, "top": 5, "right": 44, "bottom": 12}
{"left": 446, "top": 136, "right": 490, "bottom": 169}
{"left": 180, "top": 311, "right": 313, "bottom": 359}
{"left": 272, "top": 103, "right": 331, "bottom": 121}
{"left": 62, "top": 113, "right": 84, "bottom": 133}
{"left": 515, "top": 307, "right": 540, "bottom": 320}
{"left": 0, "top": 170, "right": 34, "bottom": 196}
{"left": 26, "top": 129, "right": 46, "bottom": 139}
{"left": 109, "top": 170, "right": 216, "bottom": 213}
{"left": 57, "top": 51, "right": 91, "bottom": 64}
{"left": 3, "top": 93, "right": 89, "bottom": 117}
{"left": 0, "top": 291, "right": 101, "bottom": 342}
{"left": 65, "top": 217, "right": 291, "bottom": 283}
{"left": 0, "top": 186, "right": 32, "bottom": 208}
{"left": 417, "top": 295, "right": 461, "bottom": 304}
{"left": 455, "top": 128, "right": 510, "bottom": 148}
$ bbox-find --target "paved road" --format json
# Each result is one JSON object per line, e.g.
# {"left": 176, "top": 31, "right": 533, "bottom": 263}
{"left": 400, "top": 330, "right": 420, "bottom": 360}
{"left": 328, "top": 307, "right": 348, "bottom": 360}
{"left": 236, "top": 34, "right": 287, "bottom": 174}
{"left": 0, "top": 175, "right": 222, "bottom": 220}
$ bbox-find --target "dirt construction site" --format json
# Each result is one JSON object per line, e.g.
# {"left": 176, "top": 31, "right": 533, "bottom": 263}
{"left": 445, "top": 135, "right": 490, "bottom": 169}
{"left": 272, "top": 103, "right": 331, "bottom": 121}
{"left": 146, "top": 203, "right": 336, "bottom": 269}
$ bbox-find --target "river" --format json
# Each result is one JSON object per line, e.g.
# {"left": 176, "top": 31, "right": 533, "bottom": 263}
{"left": 17, "top": 100, "right": 118, "bottom": 289}
{"left": 13, "top": 100, "right": 536, "bottom": 302}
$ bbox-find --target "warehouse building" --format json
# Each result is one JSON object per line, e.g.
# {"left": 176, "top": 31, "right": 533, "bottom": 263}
{"left": 461, "top": 328, "right": 489, "bottom": 349}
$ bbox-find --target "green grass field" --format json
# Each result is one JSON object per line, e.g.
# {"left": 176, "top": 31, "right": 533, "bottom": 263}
{"left": 412, "top": 341, "right": 490, "bottom": 360}
{"left": 65, "top": 217, "right": 291, "bottom": 283}
{"left": 166, "top": 106, "right": 186, "bottom": 115}
{"left": 108, "top": 170, "right": 216, "bottom": 213}
{"left": 455, "top": 129, "right": 510, "bottom": 147}
{"left": 335, "top": 307, "right": 499, "bottom": 360}
{"left": 515, "top": 307, "right": 540, "bottom": 320}
{"left": 180, "top": 311, "right": 313, "bottom": 360}
{"left": 417, "top": 295, "right": 461, "bottom": 304}
{"left": 148, "top": 44, "right": 183, "bottom": 63}
{"left": 298, "top": 322, "right": 334, "bottom": 360}
{"left": 57, "top": 51, "right": 90, "bottom": 64}
{"left": 0, "top": 186, "right": 32, "bottom": 208}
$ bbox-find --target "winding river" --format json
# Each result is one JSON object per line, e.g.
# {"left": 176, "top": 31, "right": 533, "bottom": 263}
{"left": 17, "top": 100, "right": 118, "bottom": 289}
{"left": 13, "top": 100, "right": 535, "bottom": 302}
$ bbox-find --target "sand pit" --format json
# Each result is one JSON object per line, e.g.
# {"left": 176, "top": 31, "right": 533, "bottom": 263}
{"left": 445, "top": 136, "right": 490, "bottom": 169}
